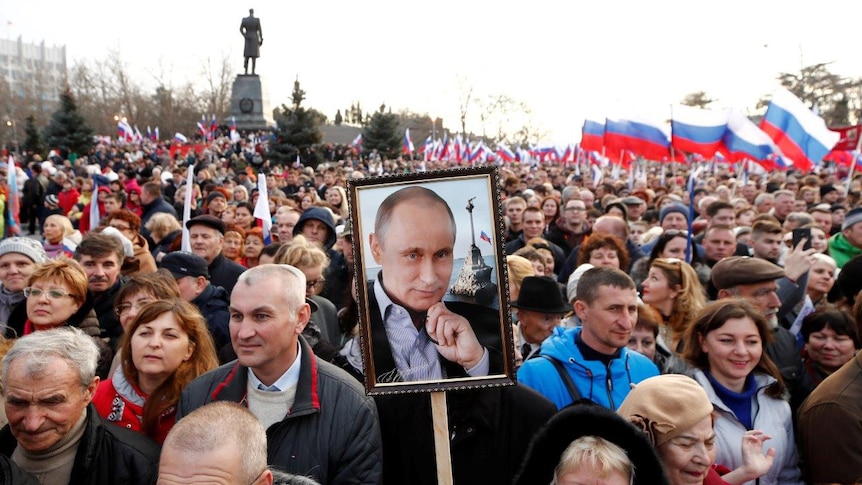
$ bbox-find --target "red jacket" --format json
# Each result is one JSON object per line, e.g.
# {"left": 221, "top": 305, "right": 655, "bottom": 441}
{"left": 92, "top": 371, "right": 175, "bottom": 445}
{"left": 58, "top": 188, "right": 80, "bottom": 215}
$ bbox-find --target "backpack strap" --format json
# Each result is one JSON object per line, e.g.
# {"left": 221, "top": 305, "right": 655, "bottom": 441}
{"left": 540, "top": 355, "right": 581, "bottom": 402}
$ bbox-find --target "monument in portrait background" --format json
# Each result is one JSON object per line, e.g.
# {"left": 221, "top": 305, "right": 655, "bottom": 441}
{"left": 229, "top": 8, "right": 274, "bottom": 130}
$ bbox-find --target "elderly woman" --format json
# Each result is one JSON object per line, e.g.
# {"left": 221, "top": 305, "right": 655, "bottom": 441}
{"left": 0, "top": 238, "right": 48, "bottom": 336}
{"left": 618, "top": 374, "right": 774, "bottom": 485}
{"left": 104, "top": 209, "right": 157, "bottom": 275}
{"left": 577, "top": 233, "right": 630, "bottom": 270}
{"left": 682, "top": 300, "right": 803, "bottom": 485}
{"left": 144, "top": 212, "right": 182, "bottom": 264}
{"left": 42, "top": 214, "right": 77, "bottom": 259}
{"left": 222, "top": 225, "right": 246, "bottom": 262}
{"left": 800, "top": 307, "right": 859, "bottom": 388}
{"left": 94, "top": 299, "right": 218, "bottom": 444}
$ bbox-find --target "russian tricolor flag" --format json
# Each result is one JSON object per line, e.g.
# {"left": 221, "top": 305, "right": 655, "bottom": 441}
{"left": 254, "top": 172, "right": 273, "bottom": 244}
{"left": 581, "top": 119, "right": 605, "bottom": 152}
{"left": 403, "top": 128, "right": 415, "bottom": 154}
{"left": 174, "top": 132, "right": 188, "bottom": 144}
{"left": 671, "top": 105, "right": 729, "bottom": 157}
{"left": 722, "top": 109, "right": 781, "bottom": 163}
{"left": 760, "top": 87, "right": 840, "bottom": 171}
{"left": 497, "top": 143, "right": 516, "bottom": 162}
{"left": 604, "top": 117, "right": 669, "bottom": 161}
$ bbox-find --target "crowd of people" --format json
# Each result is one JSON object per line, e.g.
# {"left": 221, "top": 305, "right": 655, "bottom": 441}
{"left": 0, "top": 132, "right": 860, "bottom": 484}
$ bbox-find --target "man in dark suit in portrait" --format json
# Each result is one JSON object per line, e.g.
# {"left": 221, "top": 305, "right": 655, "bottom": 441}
{"left": 367, "top": 186, "right": 503, "bottom": 383}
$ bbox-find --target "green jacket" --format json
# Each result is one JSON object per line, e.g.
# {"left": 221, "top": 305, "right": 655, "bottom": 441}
{"left": 828, "top": 232, "right": 862, "bottom": 268}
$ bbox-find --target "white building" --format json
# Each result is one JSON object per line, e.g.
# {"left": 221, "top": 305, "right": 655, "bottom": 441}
{"left": 0, "top": 35, "right": 67, "bottom": 101}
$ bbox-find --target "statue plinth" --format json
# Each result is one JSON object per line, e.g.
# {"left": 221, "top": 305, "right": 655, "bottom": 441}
{"left": 228, "top": 75, "right": 274, "bottom": 131}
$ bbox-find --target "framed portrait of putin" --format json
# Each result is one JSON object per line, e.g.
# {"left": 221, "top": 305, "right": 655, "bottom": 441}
{"left": 348, "top": 166, "right": 515, "bottom": 394}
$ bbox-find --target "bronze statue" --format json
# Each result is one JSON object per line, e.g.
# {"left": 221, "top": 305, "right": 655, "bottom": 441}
{"left": 240, "top": 8, "right": 263, "bottom": 75}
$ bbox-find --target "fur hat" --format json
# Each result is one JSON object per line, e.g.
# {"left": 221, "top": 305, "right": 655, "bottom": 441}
{"left": 514, "top": 402, "right": 669, "bottom": 485}
{"left": 617, "top": 374, "right": 714, "bottom": 447}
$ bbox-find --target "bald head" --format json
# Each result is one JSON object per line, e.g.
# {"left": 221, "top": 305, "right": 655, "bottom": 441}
{"left": 592, "top": 215, "right": 628, "bottom": 241}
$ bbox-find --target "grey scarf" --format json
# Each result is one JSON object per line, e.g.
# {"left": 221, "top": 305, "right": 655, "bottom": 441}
{"left": 0, "top": 285, "right": 25, "bottom": 333}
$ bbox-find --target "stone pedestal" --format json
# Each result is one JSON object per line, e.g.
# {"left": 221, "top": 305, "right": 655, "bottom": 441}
{"left": 228, "top": 75, "right": 274, "bottom": 130}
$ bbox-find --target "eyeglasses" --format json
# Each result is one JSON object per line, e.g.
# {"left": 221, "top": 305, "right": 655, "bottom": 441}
{"left": 115, "top": 299, "right": 155, "bottom": 316}
{"left": 306, "top": 278, "right": 325, "bottom": 291}
{"left": 24, "top": 287, "right": 74, "bottom": 300}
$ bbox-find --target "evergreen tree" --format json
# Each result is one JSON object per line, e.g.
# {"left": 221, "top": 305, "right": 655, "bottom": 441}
{"left": 362, "top": 106, "right": 401, "bottom": 159}
{"left": 42, "top": 88, "right": 94, "bottom": 158}
{"left": 266, "top": 79, "right": 325, "bottom": 168}
{"left": 22, "top": 115, "right": 45, "bottom": 158}
{"left": 334, "top": 109, "right": 343, "bottom": 125}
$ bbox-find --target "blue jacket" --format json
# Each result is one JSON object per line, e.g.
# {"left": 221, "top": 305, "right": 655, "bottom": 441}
{"left": 517, "top": 326, "right": 659, "bottom": 410}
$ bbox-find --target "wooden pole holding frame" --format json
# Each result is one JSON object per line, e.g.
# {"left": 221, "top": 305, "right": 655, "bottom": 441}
{"left": 430, "top": 391, "right": 453, "bottom": 485}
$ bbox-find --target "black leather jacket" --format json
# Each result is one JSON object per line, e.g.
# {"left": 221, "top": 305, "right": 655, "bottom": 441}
{"left": 0, "top": 405, "right": 160, "bottom": 485}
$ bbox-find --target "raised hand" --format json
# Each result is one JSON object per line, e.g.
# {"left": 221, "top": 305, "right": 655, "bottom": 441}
{"left": 425, "top": 302, "right": 483, "bottom": 370}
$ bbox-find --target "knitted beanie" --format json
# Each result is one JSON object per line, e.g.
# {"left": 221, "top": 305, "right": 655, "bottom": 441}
{"left": 617, "top": 374, "right": 714, "bottom": 447}
{"left": 659, "top": 203, "right": 689, "bottom": 224}
{"left": 0, "top": 237, "right": 48, "bottom": 264}
{"left": 842, "top": 207, "right": 862, "bottom": 231}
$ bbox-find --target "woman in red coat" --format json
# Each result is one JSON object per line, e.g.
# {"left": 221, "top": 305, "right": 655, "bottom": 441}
{"left": 93, "top": 299, "right": 218, "bottom": 444}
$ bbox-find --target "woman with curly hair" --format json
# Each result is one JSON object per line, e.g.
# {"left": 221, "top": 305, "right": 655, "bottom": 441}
{"left": 576, "top": 233, "right": 630, "bottom": 271}
{"left": 641, "top": 257, "right": 706, "bottom": 354}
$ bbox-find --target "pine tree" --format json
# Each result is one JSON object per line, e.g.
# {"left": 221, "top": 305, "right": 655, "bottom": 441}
{"left": 266, "top": 79, "right": 325, "bottom": 168}
{"left": 362, "top": 107, "right": 401, "bottom": 159}
{"left": 334, "top": 109, "right": 343, "bottom": 126}
{"left": 22, "top": 115, "right": 45, "bottom": 158}
{"left": 43, "top": 89, "right": 94, "bottom": 158}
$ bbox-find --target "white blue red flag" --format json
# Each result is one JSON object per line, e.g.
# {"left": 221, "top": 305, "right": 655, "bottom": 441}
{"left": 581, "top": 119, "right": 605, "bottom": 152}
{"left": 350, "top": 133, "right": 363, "bottom": 148}
{"left": 722, "top": 109, "right": 781, "bottom": 163}
{"left": 181, "top": 165, "right": 195, "bottom": 252}
{"left": 6, "top": 156, "right": 19, "bottom": 235}
{"left": 496, "top": 143, "right": 516, "bottom": 162}
{"left": 604, "top": 117, "right": 670, "bottom": 161}
{"left": 760, "top": 87, "right": 840, "bottom": 171}
{"left": 254, "top": 172, "right": 273, "bottom": 244}
{"left": 403, "top": 128, "right": 415, "bottom": 155}
{"left": 480, "top": 231, "right": 491, "bottom": 244}
{"left": 671, "top": 105, "right": 729, "bottom": 157}
{"left": 174, "top": 132, "right": 188, "bottom": 144}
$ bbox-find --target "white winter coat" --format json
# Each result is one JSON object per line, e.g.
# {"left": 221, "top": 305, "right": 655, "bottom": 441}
{"left": 692, "top": 370, "right": 803, "bottom": 485}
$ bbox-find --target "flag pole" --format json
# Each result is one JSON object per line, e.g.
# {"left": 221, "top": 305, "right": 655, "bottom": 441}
{"left": 847, "top": 134, "right": 862, "bottom": 194}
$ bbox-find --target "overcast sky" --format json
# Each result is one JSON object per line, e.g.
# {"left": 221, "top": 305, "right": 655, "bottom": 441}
{"left": 5, "top": 1, "right": 862, "bottom": 144}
